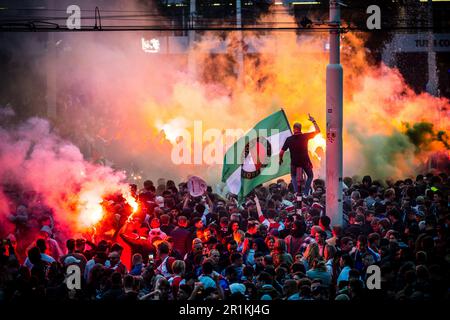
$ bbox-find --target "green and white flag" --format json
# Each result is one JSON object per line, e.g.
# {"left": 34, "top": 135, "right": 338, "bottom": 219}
{"left": 221, "top": 109, "right": 292, "bottom": 201}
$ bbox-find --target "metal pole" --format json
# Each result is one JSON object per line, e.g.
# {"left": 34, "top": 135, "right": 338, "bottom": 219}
{"left": 46, "top": 32, "right": 57, "bottom": 120}
{"left": 426, "top": 0, "right": 438, "bottom": 96}
{"left": 236, "top": 0, "right": 244, "bottom": 86}
{"left": 326, "top": 0, "right": 343, "bottom": 227}
{"left": 46, "top": 0, "right": 57, "bottom": 119}
{"left": 188, "top": 0, "right": 196, "bottom": 78}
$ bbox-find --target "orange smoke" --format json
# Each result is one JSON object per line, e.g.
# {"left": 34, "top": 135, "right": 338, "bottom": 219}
{"left": 151, "top": 15, "right": 448, "bottom": 181}
{"left": 42, "top": 8, "right": 448, "bottom": 185}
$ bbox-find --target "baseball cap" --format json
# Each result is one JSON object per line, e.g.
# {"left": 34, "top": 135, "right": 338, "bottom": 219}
{"left": 40, "top": 225, "right": 52, "bottom": 235}
{"left": 199, "top": 275, "right": 216, "bottom": 289}
{"left": 64, "top": 256, "right": 81, "bottom": 266}
{"left": 229, "top": 283, "right": 246, "bottom": 295}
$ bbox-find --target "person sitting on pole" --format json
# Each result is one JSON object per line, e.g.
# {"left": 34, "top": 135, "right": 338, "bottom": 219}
{"left": 279, "top": 114, "right": 320, "bottom": 196}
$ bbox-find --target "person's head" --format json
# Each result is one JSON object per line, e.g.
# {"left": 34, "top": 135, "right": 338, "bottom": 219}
{"left": 160, "top": 214, "right": 170, "bottom": 226}
{"left": 231, "top": 221, "right": 240, "bottom": 233}
{"left": 192, "top": 239, "right": 203, "bottom": 254}
{"left": 225, "top": 265, "right": 238, "bottom": 282}
{"left": 386, "top": 230, "right": 400, "bottom": 242}
{"left": 366, "top": 210, "right": 376, "bottom": 223}
{"left": 283, "top": 279, "right": 298, "bottom": 297}
{"left": 387, "top": 208, "right": 401, "bottom": 223}
{"left": 157, "top": 241, "right": 170, "bottom": 256}
{"left": 243, "top": 265, "right": 254, "bottom": 280}
{"left": 351, "top": 191, "right": 361, "bottom": 202}
{"left": 332, "top": 225, "right": 342, "bottom": 238}
{"left": 233, "top": 230, "right": 245, "bottom": 244}
{"left": 299, "top": 285, "right": 312, "bottom": 298}
{"left": 291, "top": 219, "right": 306, "bottom": 238}
{"left": 36, "top": 238, "right": 47, "bottom": 254}
{"left": 177, "top": 284, "right": 192, "bottom": 300}
{"left": 172, "top": 260, "right": 186, "bottom": 276}
{"left": 247, "top": 221, "right": 258, "bottom": 235}
{"left": 274, "top": 239, "right": 287, "bottom": 254}
{"left": 362, "top": 175, "right": 372, "bottom": 187}
{"left": 27, "top": 246, "right": 42, "bottom": 265}
{"left": 368, "top": 233, "right": 380, "bottom": 248}
{"left": 155, "top": 277, "right": 170, "bottom": 298}
{"left": 319, "top": 216, "right": 331, "bottom": 231}
{"left": 75, "top": 238, "right": 86, "bottom": 252}
{"left": 310, "top": 225, "right": 322, "bottom": 237}
{"left": 108, "top": 251, "right": 120, "bottom": 265}
{"left": 263, "top": 254, "right": 273, "bottom": 267}
{"left": 341, "top": 237, "right": 354, "bottom": 253}
{"left": 314, "top": 230, "right": 327, "bottom": 245}
{"left": 339, "top": 254, "right": 353, "bottom": 268}
{"left": 203, "top": 228, "right": 213, "bottom": 242}
{"left": 415, "top": 251, "right": 427, "bottom": 265}
{"left": 291, "top": 262, "right": 306, "bottom": 274}
{"left": 111, "top": 272, "right": 123, "bottom": 287}
{"left": 132, "top": 253, "right": 143, "bottom": 266}
{"left": 265, "top": 236, "right": 276, "bottom": 251}
{"left": 311, "top": 258, "right": 327, "bottom": 271}
{"left": 294, "top": 253, "right": 303, "bottom": 264}
{"left": 230, "top": 252, "right": 243, "bottom": 266}
{"left": 259, "top": 224, "right": 268, "bottom": 238}
{"left": 348, "top": 278, "right": 363, "bottom": 298}
{"left": 110, "top": 243, "right": 124, "bottom": 256}
{"left": 209, "top": 249, "right": 220, "bottom": 265}
{"left": 193, "top": 217, "right": 204, "bottom": 229}
{"left": 39, "top": 226, "right": 52, "bottom": 240}
{"left": 362, "top": 253, "right": 375, "bottom": 267}
{"left": 177, "top": 216, "right": 188, "bottom": 228}
{"left": 123, "top": 274, "right": 135, "bottom": 291}
{"left": 143, "top": 180, "right": 154, "bottom": 191}
{"left": 324, "top": 245, "right": 336, "bottom": 261}
{"left": 293, "top": 122, "right": 302, "bottom": 134}
{"left": 150, "top": 218, "right": 161, "bottom": 229}
{"left": 256, "top": 271, "right": 272, "bottom": 287}
{"left": 227, "top": 240, "right": 238, "bottom": 253}
{"left": 384, "top": 188, "right": 396, "bottom": 201}
{"left": 356, "top": 235, "right": 368, "bottom": 252}
{"left": 254, "top": 252, "right": 264, "bottom": 266}
{"left": 303, "top": 242, "right": 320, "bottom": 265}
{"left": 355, "top": 214, "right": 365, "bottom": 225}
{"left": 66, "top": 239, "right": 76, "bottom": 252}
{"left": 219, "top": 216, "right": 229, "bottom": 228}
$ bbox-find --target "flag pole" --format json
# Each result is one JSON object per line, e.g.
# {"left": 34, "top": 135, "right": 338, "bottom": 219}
{"left": 280, "top": 108, "right": 293, "bottom": 134}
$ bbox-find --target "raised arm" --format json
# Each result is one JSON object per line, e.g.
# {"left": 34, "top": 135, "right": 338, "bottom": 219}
{"left": 308, "top": 113, "right": 320, "bottom": 134}
{"left": 182, "top": 193, "right": 191, "bottom": 210}
{"left": 204, "top": 191, "right": 213, "bottom": 209}
{"left": 254, "top": 195, "right": 264, "bottom": 219}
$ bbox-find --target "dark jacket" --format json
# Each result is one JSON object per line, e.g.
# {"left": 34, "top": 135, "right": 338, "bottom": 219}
{"left": 170, "top": 226, "right": 192, "bottom": 257}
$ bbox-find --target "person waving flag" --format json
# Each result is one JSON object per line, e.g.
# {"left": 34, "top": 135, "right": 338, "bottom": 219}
{"left": 221, "top": 109, "right": 292, "bottom": 202}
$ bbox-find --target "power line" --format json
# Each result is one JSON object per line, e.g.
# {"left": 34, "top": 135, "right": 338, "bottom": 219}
{"left": 0, "top": 24, "right": 447, "bottom": 32}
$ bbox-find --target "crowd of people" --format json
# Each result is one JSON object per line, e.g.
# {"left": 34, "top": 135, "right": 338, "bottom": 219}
{"left": 0, "top": 172, "right": 448, "bottom": 302}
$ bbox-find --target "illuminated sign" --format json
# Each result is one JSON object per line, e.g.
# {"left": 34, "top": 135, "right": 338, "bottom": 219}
{"left": 141, "top": 38, "right": 160, "bottom": 53}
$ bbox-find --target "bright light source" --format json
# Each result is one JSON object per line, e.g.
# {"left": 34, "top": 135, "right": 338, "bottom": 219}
{"left": 292, "top": 1, "right": 320, "bottom": 4}
{"left": 141, "top": 38, "right": 160, "bottom": 53}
